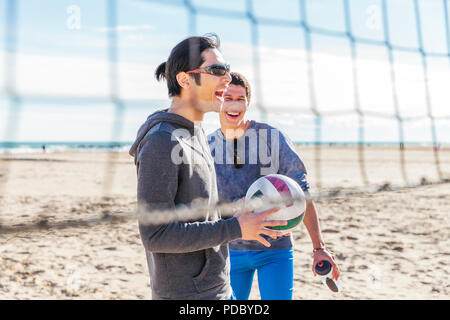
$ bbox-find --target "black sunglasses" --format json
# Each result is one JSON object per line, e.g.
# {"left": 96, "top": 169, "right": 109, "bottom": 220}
{"left": 186, "top": 64, "right": 231, "bottom": 77}
{"left": 233, "top": 138, "right": 243, "bottom": 169}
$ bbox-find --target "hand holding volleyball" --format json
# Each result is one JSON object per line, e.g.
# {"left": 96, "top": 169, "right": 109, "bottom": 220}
{"left": 234, "top": 207, "right": 287, "bottom": 247}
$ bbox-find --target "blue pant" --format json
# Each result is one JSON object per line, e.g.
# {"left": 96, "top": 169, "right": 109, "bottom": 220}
{"left": 230, "top": 248, "right": 294, "bottom": 300}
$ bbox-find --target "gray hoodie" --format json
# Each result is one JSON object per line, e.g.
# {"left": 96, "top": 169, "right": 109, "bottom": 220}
{"left": 129, "top": 109, "right": 242, "bottom": 300}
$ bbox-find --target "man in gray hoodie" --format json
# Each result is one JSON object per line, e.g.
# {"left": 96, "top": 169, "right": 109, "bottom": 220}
{"left": 129, "top": 34, "right": 286, "bottom": 300}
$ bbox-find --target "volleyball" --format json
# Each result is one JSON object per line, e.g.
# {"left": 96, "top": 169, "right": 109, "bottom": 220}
{"left": 245, "top": 174, "right": 307, "bottom": 231}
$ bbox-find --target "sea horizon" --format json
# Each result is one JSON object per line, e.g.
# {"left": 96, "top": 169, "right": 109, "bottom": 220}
{"left": 0, "top": 140, "right": 448, "bottom": 155}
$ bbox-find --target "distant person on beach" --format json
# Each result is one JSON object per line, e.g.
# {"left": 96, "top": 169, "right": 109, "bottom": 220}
{"left": 42, "top": 145, "right": 46, "bottom": 153}
{"left": 129, "top": 34, "right": 286, "bottom": 300}
{"left": 207, "top": 72, "right": 341, "bottom": 300}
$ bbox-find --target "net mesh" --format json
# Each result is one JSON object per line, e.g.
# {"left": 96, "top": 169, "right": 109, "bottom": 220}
{"left": 0, "top": 0, "right": 449, "bottom": 234}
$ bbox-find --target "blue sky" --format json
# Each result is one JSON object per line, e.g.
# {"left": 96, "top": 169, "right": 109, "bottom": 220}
{"left": 0, "top": 0, "right": 449, "bottom": 143}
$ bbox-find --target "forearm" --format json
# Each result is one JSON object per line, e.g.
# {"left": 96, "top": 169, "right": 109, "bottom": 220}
{"left": 302, "top": 201, "right": 326, "bottom": 249}
{"left": 139, "top": 217, "right": 242, "bottom": 253}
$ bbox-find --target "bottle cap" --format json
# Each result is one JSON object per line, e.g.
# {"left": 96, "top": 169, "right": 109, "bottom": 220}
{"left": 315, "top": 260, "right": 332, "bottom": 276}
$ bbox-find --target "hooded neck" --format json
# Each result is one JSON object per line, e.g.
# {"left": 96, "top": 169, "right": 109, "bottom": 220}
{"left": 129, "top": 108, "right": 200, "bottom": 158}
{"left": 168, "top": 96, "right": 205, "bottom": 123}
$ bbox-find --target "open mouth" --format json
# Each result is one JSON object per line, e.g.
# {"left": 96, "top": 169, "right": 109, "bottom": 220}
{"left": 225, "top": 111, "right": 241, "bottom": 120}
{"left": 215, "top": 90, "right": 225, "bottom": 101}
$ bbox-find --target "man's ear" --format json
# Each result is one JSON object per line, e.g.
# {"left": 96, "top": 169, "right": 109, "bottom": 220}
{"left": 176, "top": 72, "right": 191, "bottom": 89}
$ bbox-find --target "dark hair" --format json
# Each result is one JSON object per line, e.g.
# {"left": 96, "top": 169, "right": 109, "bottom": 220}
{"left": 155, "top": 34, "right": 221, "bottom": 97}
{"left": 230, "top": 72, "right": 251, "bottom": 104}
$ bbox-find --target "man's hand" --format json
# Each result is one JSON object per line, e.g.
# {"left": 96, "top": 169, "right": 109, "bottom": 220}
{"left": 235, "top": 207, "right": 287, "bottom": 247}
{"left": 312, "top": 248, "right": 341, "bottom": 280}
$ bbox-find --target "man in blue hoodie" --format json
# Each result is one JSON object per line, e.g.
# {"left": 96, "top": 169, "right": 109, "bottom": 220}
{"left": 208, "top": 72, "right": 341, "bottom": 299}
{"left": 129, "top": 35, "right": 287, "bottom": 300}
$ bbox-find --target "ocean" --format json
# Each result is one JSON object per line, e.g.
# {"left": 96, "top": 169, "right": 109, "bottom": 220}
{"left": 0, "top": 141, "right": 445, "bottom": 154}
{"left": 0, "top": 142, "right": 132, "bottom": 154}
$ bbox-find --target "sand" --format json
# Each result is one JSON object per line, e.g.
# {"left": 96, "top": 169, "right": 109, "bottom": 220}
{"left": 0, "top": 146, "right": 449, "bottom": 299}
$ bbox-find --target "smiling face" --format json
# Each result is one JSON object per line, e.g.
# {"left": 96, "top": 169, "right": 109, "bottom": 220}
{"left": 219, "top": 83, "right": 249, "bottom": 129}
{"left": 188, "top": 48, "right": 231, "bottom": 114}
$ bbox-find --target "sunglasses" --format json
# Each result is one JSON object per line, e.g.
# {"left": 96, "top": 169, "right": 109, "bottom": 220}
{"left": 186, "top": 64, "right": 231, "bottom": 77}
{"left": 233, "top": 138, "right": 243, "bottom": 169}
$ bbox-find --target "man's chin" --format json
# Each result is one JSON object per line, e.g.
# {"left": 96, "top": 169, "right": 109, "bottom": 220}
{"left": 225, "top": 120, "right": 243, "bottom": 129}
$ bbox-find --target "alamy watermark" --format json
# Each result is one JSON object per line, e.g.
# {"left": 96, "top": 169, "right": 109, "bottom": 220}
{"left": 66, "top": 264, "right": 83, "bottom": 295}
{"left": 66, "top": 5, "right": 81, "bottom": 30}
{"left": 365, "top": 4, "right": 382, "bottom": 31}
{"left": 366, "top": 264, "right": 383, "bottom": 290}
{"left": 170, "top": 127, "right": 281, "bottom": 175}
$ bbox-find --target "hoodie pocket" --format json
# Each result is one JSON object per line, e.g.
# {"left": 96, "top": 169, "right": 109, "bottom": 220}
{"left": 192, "top": 248, "right": 227, "bottom": 293}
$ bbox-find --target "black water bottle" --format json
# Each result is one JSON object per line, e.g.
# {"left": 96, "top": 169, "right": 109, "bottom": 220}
{"left": 315, "top": 260, "right": 339, "bottom": 292}
{"left": 315, "top": 260, "right": 332, "bottom": 276}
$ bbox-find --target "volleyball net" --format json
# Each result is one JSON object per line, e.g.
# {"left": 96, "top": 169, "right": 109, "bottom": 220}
{"left": 1, "top": 0, "right": 450, "bottom": 235}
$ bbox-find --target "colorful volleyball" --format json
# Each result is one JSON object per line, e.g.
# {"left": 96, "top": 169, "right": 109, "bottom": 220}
{"left": 245, "top": 174, "right": 307, "bottom": 231}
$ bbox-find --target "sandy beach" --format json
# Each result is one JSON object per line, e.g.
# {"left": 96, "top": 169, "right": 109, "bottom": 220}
{"left": 0, "top": 146, "right": 449, "bottom": 299}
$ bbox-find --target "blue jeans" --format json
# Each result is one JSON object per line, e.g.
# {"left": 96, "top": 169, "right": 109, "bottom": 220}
{"left": 230, "top": 248, "right": 294, "bottom": 300}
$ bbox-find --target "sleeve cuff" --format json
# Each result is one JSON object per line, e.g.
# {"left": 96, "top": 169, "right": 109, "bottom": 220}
{"left": 226, "top": 217, "right": 242, "bottom": 241}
